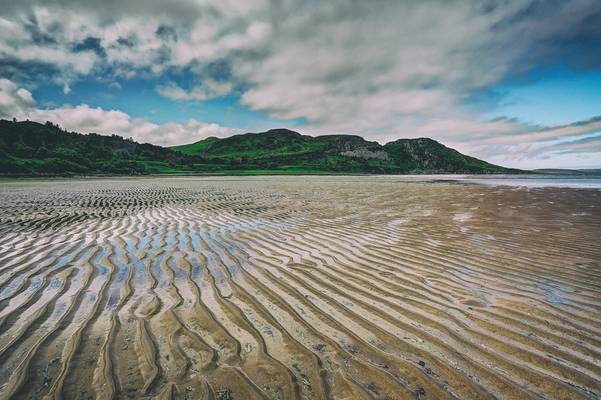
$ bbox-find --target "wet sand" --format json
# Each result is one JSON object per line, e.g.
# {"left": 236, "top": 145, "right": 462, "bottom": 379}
{"left": 0, "top": 176, "right": 599, "bottom": 399}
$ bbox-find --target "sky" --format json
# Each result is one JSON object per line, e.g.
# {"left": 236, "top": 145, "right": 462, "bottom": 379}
{"left": 0, "top": 0, "right": 600, "bottom": 169}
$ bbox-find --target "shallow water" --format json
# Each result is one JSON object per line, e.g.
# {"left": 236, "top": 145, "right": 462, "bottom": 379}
{"left": 0, "top": 176, "right": 600, "bottom": 399}
{"left": 456, "top": 174, "right": 601, "bottom": 189}
{"left": 363, "top": 174, "right": 601, "bottom": 189}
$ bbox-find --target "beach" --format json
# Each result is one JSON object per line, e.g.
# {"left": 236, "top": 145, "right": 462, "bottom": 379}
{"left": 0, "top": 176, "right": 599, "bottom": 399}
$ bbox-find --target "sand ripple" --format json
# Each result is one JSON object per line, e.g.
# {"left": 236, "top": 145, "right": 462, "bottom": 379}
{"left": 0, "top": 177, "right": 599, "bottom": 399}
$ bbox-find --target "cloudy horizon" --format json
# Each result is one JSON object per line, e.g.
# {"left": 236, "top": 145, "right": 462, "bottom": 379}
{"left": 1, "top": 0, "right": 600, "bottom": 169}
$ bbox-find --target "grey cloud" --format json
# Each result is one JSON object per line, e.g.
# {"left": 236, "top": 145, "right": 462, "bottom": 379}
{"left": 464, "top": 115, "right": 601, "bottom": 169}
{"left": 155, "top": 25, "right": 177, "bottom": 42}
{"left": 475, "top": 115, "right": 601, "bottom": 145}
{"left": 72, "top": 37, "right": 105, "bottom": 57}
{"left": 0, "top": 0, "right": 205, "bottom": 22}
{"left": 536, "top": 134, "right": 601, "bottom": 156}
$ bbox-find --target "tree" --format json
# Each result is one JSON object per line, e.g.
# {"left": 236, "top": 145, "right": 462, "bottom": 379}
{"left": 35, "top": 146, "right": 49, "bottom": 158}
{"left": 15, "top": 143, "right": 34, "bottom": 158}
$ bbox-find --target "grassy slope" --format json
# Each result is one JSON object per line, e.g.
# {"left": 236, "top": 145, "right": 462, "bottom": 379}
{"left": 383, "top": 138, "right": 508, "bottom": 173}
{"left": 173, "top": 129, "right": 515, "bottom": 174}
{"left": 0, "top": 120, "right": 196, "bottom": 175}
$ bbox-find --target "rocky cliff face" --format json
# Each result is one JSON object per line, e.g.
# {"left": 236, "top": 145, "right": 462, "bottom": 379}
{"left": 340, "top": 148, "right": 389, "bottom": 160}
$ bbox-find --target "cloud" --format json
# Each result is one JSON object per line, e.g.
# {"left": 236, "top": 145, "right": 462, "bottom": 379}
{"left": 0, "top": 1, "right": 273, "bottom": 82}
{"left": 31, "top": 105, "right": 240, "bottom": 146}
{"left": 0, "top": 13, "right": 98, "bottom": 79}
{"left": 0, "top": 78, "right": 239, "bottom": 145}
{"left": 157, "top": 79, "right": 233, "bottom": 101}
{"left": 465, "top": 116, "right": 601, "bottom": 169}
{"left": 476, "top": 117, "right": 601, "bottom": 145}
{"left": 0, "top": 78, "right": 36, "bottom": 118}
{"left": 533, "top": 135, "right": 601, "bottom": 157}
{"left": 2, "top": 1, "right": 599, "bottom": 112}
{"left": 234, "top": 0, "right": 601, "bottom": 140}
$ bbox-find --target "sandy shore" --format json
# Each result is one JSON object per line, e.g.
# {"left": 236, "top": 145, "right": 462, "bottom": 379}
{"left": 0, "top": 176, "right": 599, "bottom": 399}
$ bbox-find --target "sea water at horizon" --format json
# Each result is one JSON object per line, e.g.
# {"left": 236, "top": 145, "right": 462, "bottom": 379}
{"left": 454, "top": 174, "right": 601, "bottom": 189}
{"left": 371, "top": 173, "right": 601, "bottom": 189}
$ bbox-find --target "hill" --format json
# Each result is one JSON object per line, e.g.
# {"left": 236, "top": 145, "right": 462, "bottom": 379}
{"left": 0, "top": 120, "right": 200, "bottom": 175}
{"left": 172, "top": 128, "right": 516, "bottom": 174}
{"left": 0, "top": 120, "right": 518, "bottom": 175}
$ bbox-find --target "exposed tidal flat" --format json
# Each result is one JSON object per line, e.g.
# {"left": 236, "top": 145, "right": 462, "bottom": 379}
{"left": 0, "top": 176, "right": 599, "bottom": 400}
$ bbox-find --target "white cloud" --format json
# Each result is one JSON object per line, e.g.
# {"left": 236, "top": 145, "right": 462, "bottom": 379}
{"left": 30, "top": 105, "right": 240, "bottom": 146}
{"left": 157, "top": 79, "right": 233, "bottom": 101}
{"left": 0, "top": 78, "right": 36, "bottom": 118}
{"left": 0, "top": 78, "right": 239, "bottom": 146}
{"left": 486, "top": 150, "right": 601, "bottom": 170}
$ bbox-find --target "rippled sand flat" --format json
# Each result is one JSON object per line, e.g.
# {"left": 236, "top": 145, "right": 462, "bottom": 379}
{"left": 0, "top": 176, "right": 599, "bottom": 400}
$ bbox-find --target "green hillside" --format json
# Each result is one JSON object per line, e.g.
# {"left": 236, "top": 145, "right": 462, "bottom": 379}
{"left": 383, "top": 138, "right": 505, "bottom": 173}
{"left": 173, "top": 128, "right": 515, "bottom": 174}
{"left": 0, "top": 120, "right": 519, "bottom": 175}
{"left": 0, "top": 120, "right": 199, "bottom": 175}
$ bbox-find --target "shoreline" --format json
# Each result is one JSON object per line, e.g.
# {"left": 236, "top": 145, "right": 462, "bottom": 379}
{"left": 2, "top": 173, "right": 601, "bottom": 190}
{"left": 0, "top": 170, "right": 536, "bottom": 179}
